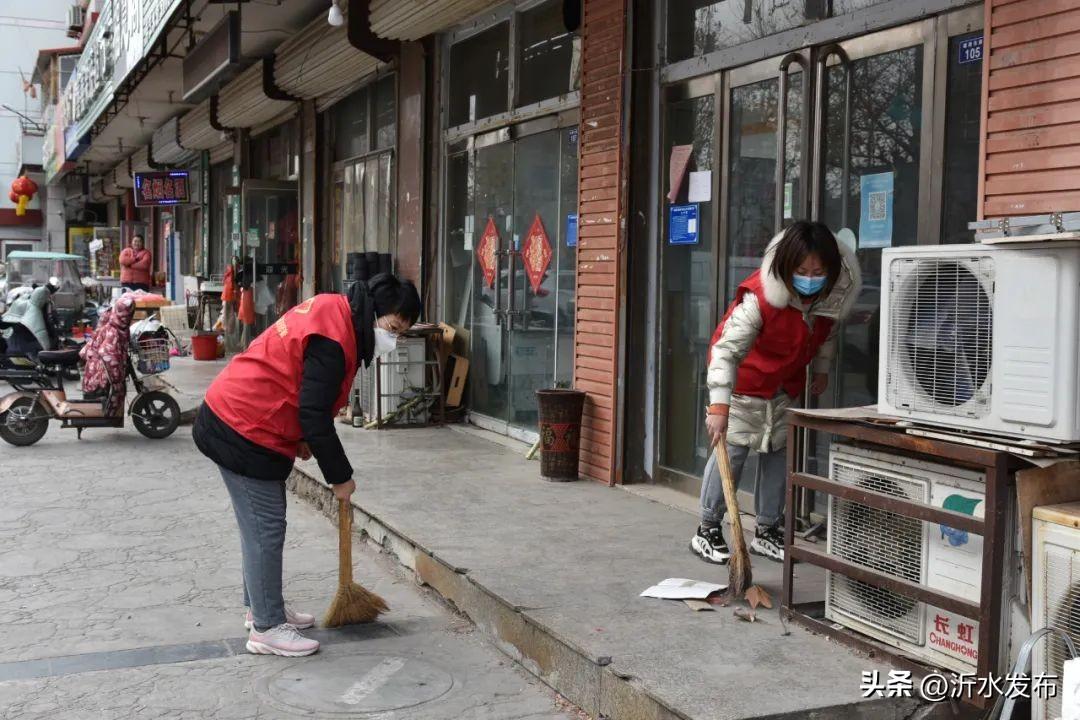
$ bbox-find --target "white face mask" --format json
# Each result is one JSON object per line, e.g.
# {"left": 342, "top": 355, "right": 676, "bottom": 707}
{"left": 373, "top": 327, "right": 398, "bottom": 358}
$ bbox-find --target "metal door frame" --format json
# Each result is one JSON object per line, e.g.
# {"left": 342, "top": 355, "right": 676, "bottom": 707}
{"left": 652, "top": 7, "right": 984, "bottom": 495}
{"left": 459, "top": 117, "right": 579, "bottom": 443}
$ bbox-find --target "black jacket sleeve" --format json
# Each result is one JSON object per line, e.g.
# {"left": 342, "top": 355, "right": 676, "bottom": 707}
{"left": 299, "top": 335, "right": 354, "bottom": 484}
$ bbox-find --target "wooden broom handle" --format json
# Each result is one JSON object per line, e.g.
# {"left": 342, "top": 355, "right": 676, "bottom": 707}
{"left": 338, "top": 498, "right": 353, "bottom": 587}
{"left": 714, "top": 442, "right": 747, "bottom": 553}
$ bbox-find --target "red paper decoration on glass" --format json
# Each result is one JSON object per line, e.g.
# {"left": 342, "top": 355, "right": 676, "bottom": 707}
{"left": 476, "top": 216, "right": 499, "bottom": 289}
{"left": 521, "top": 212, "right": 552, "bottom": 294}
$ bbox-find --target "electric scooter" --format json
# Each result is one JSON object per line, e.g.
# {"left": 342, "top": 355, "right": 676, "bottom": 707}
{"left": 0, "top": 339, "right": 180, "bottom": 446}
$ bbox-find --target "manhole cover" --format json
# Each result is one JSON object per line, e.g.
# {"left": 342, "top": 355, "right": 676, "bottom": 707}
{"left": 261, "top": 653, "right": 454, "bottom": 715}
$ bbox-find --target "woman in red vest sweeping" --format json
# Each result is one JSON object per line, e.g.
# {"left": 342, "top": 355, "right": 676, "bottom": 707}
{"left": 690, "top": 221, "right": 860, "bottom": 566}
{"left": 194, "top": 274, "right": 420, "bottom": 657}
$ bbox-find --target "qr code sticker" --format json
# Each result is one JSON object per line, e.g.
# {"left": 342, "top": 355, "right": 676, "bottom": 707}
{"left": 868, "top": 191, "right": 887, "bottom": 221}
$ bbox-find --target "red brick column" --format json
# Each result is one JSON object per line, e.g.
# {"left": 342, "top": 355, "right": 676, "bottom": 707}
{"left": 574, "top": 0, "right": 628, "bottom": 484}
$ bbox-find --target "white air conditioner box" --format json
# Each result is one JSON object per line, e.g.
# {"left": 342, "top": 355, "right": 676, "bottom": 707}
{"left": 354, "top": 337, "right": 427, "bottom": 422}
{"left": 1032, "top": 502, "right": 1080, "bottom": 720}
{"left": 879, "top": 242, "right": 1080, "bottom": 442}
{"left": 826, "top": 444, "right": 989, "bottom": 674}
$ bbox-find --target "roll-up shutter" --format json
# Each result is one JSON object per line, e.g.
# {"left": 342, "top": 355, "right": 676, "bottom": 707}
{"left": 370, "top": 0, "right": 502, "bottom": 41}
{"left": 217, "top": 63, "right": 294, "bottom": 130}
{"left": 179, "top": 99, "right": 219, "bottom": 151}
{"left": 208, "top": 141, "right": 233, "bottom": 166}
{"left": 102, "top": 170, "right": 124, "bottom": 197}
{"left": 274, "top": 4, "right": 380, "bottom": 100}
{"left": 152, "top": 117, "right": 194, "bottom": 165}
{"left": 130, "top": 147, "right": 152, "bottom": 175}
{"left": 89, "top": 178, "right": 107, "bottom": 204}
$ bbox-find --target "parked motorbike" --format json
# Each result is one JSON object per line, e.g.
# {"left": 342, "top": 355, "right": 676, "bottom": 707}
{"left": 0, "top": 329, "right": 180, "bottom": 446}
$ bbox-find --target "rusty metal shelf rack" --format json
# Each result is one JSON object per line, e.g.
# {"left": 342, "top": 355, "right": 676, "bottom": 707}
{"left": 782, "top": 412, "right": 1021, "bottom": 709}
{"left": 372, "top": 325, "right": 446, "bottom": 429}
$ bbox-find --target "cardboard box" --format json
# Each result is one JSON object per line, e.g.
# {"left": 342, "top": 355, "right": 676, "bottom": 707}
{"left": 445, "top": 354, "right": 469, "bottom": 407}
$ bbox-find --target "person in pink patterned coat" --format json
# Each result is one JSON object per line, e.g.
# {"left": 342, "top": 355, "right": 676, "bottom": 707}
{"left": 81, "top": 293, "right": 135, "bottom": 414}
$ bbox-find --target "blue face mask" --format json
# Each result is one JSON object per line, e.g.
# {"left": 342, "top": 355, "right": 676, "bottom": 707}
{"left": 792, "top": 274, "right": 827, "bottom": 296}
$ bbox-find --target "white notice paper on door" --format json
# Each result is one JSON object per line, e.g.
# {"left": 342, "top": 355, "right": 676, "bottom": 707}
{"left": 688, "top": 171, "right": 712, "bottom": 203}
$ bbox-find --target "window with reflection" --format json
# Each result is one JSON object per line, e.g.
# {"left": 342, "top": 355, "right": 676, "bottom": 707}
{"left": 517, "top": 0, "right": 580, "bottom": 107}
{"left": 448, "top": 23, "right": 510, "bottom": 127}
{"left": 659, "top": 94, "right": 715, "bottom": 477}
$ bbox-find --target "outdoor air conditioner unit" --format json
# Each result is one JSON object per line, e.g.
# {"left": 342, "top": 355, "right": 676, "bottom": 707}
{"left": 66, "top": 5, "right": 85, "bottom": 32}
{"left": 1032, "top": 503, "right": 1080, "bottom": 720}
{"left": 878, "top": 242, "right": 1080, "bottom": 443}
{"left": 354, "top": 336, "right": 427, "bottom": 423}
{"left": 825, "top": 444, "right": 989, "bottom": 674}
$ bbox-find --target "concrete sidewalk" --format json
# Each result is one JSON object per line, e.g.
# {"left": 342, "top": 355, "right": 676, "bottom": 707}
{"left": 162, "top": 357, "right": 926, "bottom": 719}
{"left": 291, "top": 426, "right": 926, "bottom": 720}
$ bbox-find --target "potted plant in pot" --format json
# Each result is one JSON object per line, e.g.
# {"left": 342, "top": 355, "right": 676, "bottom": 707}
{"left": 535, "top": 381, "right": 586, "bottom": 481}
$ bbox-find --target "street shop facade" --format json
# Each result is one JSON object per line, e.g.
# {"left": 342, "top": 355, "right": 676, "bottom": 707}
{"left": 45, "top": 0, "right": 1080, "bottom": 489}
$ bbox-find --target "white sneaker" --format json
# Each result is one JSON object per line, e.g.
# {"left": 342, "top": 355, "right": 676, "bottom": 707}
{"left": 750, "top": 525, "right": 785, "bottom": 563}
{"left": 244, "top": 604, "right": 315, "bottom": 630}
{"left": 246, "top": 623, "right": 320, "bottom": 657}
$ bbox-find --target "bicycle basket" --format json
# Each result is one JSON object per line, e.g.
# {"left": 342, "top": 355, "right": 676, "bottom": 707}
{"left": 135, "top": 337, "right": 171, "bottom": 374}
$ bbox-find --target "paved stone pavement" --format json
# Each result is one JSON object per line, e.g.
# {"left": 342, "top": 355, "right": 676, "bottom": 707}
{"left": 0, "top": 421, "right": 580, "bottom": 719}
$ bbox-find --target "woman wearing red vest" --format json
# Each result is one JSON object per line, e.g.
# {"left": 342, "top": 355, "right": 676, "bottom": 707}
{"left": 194, "top": 274, "right": 420, "bottom": 657}
{"left": 690, "top": 221, "right": 860, "bottom": 566}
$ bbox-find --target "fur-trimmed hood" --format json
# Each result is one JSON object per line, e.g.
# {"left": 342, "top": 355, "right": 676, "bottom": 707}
{"left": 757, "top": 231, "right": 862, "bottom": 320}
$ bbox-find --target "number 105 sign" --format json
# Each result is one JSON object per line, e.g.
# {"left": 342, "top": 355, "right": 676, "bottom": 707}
{"left": 134, "top": 171, "right": 191, "bottom": 207}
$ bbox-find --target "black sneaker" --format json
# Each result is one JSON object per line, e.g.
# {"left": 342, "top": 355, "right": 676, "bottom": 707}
{"left": 689, "top": 525, "right": 730, "bottom": 565}
{"left": 750, "top": 525, "right": 785, "bottom": 563}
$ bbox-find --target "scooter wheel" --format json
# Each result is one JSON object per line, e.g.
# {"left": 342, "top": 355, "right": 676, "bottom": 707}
{"left": 131, "top": 391, "right": 181, "bottom": 439}
{"left": 0, "top": 397, "right": 48, "bottom": 446}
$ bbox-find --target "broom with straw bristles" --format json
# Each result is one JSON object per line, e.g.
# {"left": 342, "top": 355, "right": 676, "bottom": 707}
{"left": 324, "top": 498, "right": 389, "bottom": 627}
{"left": 714, "top": 442, "right": 772, "bottom": 608}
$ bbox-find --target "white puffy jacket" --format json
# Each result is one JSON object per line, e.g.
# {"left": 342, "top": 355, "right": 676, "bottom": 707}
{"left": 708, "top": 233, "right": 861, "bottom": 452}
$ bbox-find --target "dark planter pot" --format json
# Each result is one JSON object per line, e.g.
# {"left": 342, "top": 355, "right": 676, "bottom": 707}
{"left": 535, "top": 389, "right": 586, "bottom": 481}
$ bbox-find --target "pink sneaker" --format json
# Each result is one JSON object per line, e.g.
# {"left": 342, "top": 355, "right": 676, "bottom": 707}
{"left": 244, "top": 605, "right": 315, "bottom": 630}
{"left": 246, "top": 624, "right": 320, "bottom": 657}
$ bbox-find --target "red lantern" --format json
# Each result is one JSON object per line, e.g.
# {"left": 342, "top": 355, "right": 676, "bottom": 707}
{"left": 10, "top": 175, "right": 38, "bottom": 217}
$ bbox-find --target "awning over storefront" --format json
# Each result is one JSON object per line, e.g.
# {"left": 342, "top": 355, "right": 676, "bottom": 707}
{"left": 274, "top": 7, "right": 380, "bottom": 99}
{"left": 369, "top": 0, "right": 503, "bottom": 41}
{"left": 178, "top": 99, "right": 219, "bottom": 151}
{"left": 216, "top": 63, "right": 295, "bottom": 130}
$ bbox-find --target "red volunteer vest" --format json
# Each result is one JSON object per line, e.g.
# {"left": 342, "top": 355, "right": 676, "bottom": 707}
{"left": 708, "top": 270, "right": 834, "bottom": 400}
{"left": 205, "top": 294, "right": 358, "bottom": 458}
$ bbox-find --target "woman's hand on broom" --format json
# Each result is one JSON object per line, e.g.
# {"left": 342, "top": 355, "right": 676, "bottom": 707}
{"left": 332, "top": 479, "right": 356, "bottom": 502}
{"left": 705, "top": 405, "right": 729, "bottom": 448}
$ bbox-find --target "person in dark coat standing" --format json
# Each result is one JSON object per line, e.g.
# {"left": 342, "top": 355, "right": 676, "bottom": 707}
{"left": 194, "top": 274, "right": 420, "bottom": 657}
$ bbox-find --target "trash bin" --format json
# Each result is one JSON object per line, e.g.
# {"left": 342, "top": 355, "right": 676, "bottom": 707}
{"left": 535, "top": 389, "right": 586, "bottom": 481}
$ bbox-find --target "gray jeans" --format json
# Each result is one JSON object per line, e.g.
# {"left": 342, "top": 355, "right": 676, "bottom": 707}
{"left": 220, "top": 467, "right": 287, "bottom": 630}
{"left": 699, "top": 443, "right": 787, "bottom": 529}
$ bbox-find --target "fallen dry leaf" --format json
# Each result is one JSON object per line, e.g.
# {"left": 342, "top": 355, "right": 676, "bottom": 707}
{"left": 745, "top": 585, "right": 773, "bottom": 610}
{"left": 733, "top": 606, "right": 757, "bottom": 623}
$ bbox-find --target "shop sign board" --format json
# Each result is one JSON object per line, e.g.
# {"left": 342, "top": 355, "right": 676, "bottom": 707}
{"left": 44, "top": 100, "right": 75, "bottom": 184}
{"left": 133, "top": 171, "right": 192, "bottom": 207}
{"left": 65, "top": 0, "right": 116, "bottom": 141}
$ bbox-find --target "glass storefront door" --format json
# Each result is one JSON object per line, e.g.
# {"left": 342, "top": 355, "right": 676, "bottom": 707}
{"left": 656, "top": 7, "right": 983, "bottom": 491}
{"left": 445, "top": 123, "right": 578, "bottom": 439}
{"left": 241, "top": 180, "right": 301, "bottom": 337}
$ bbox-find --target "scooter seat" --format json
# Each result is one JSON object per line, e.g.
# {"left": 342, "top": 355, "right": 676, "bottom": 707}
{"left": 37, "top": 348, "right": 81, "bottom": 367}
